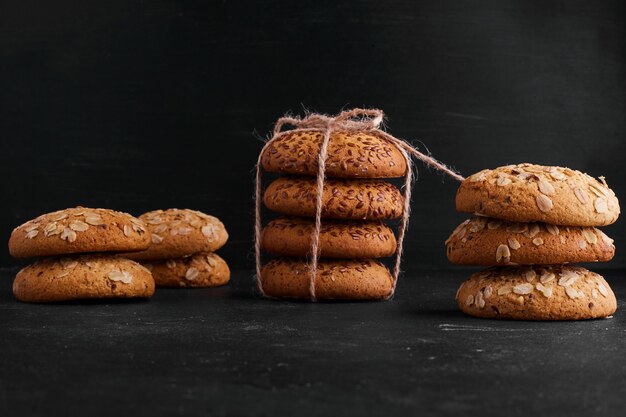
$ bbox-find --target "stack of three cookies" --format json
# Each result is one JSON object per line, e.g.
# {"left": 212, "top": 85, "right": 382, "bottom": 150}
{"left": 447, "top": 163, "right": 620, "bottom": 320}
{"left": 258, "top": 129, "right": 408, "bottom": 300}
{"left": 123, "top": 209, "right": 230, "bottom": 288}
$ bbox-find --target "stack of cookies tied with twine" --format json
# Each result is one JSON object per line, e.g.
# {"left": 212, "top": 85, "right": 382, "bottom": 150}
{"left": 447, "top": 163, "right": 620, "bottom": 320}
{"left": 255, "top": 108, "right": 463, "bottom": 301}
{"left": 9, "top": 207, "right": 155, "bottom": 302}
{"left": 123, "top": 209, "right": 230, "bottom": 288}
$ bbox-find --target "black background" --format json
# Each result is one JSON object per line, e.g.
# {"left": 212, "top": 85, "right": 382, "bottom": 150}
{"left": 1, "top": 0, "right": 624, "bottom": 271}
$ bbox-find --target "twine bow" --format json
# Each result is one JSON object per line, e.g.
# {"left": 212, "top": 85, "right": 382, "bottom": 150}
{"left": 255, "top": 108, "right": 464, "bottom": 301}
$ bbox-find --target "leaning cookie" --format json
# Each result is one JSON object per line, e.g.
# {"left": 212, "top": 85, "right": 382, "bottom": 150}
{"left": 9, "top": 207, "right": 150, "bottom": 258}
{"left": 13, "top": 255, "right": 155, "bottom": 303}
{"left": 446, "top": 217, "right": 615, "bottom": 265}
{"left": 456, "top": 265, "right": 616, "bottom": 320}
{"left": 456, "top": 164, "right": 620, "bottom": 226}
{"left": 124, "top": 209, "right": 228, "bottom": 261}
{"left": 261, "top": 217, "right": 397, "bottom": 258}
{"left": 263, "top": 177, "right": 403, "bottom": 220}
{"left": 260, "top": 258, "right": 393, "bottom": 300}
{"left": 142, "top": 253, "right": 230, "bottom": 288}
{"left": 261, "top": 130, "right": 407, "bottom": 178}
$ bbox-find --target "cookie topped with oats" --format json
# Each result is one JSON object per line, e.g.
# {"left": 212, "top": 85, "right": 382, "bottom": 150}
{"left": 9, "top": 207, "right": 150, "bottom": 258}
{"left": 446, "top": 217, "right": 615, "bottom": 266}
{"left": 142, "top": 252, "right": 230, "bottom": 288}
{"left": 456, "top": 163, "right": 620, "bottom": 226}
{"left": 456, "top": 265, "right": 616, "bottom": 320}
{"left": 261, "top": 130, "right": 408, "bottom": 178}
{"left": 123, "top": 209, "right": 228, "bottom": 261}
{"left": 12, "top": 255, "right": 155, "bottom": 303}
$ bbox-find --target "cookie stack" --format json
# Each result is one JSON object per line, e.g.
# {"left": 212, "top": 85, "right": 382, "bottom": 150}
{"left": 8, "top": 207, "right": 155, "bottom": 302}
{"left": 258, "top": 129, "right": 408, "bottom": 300}
{"left": 446, "top": 163, "right": 620, "bottom": 320}
{"left": 124, "top": 209, "right": 230, "bottom": 288}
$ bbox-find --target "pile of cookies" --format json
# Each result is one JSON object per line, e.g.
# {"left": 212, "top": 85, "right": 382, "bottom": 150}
{"left": 124, "top": 209, "right": 230, "bottom": 288}
{"left": 447, "top": 163, "right": 620, "bottom": 320}
{"left": 258, "top": 129, "right": 407, "bottom": 300}
{"left": 9, "top": 207, "right": 155, "bottom": 302}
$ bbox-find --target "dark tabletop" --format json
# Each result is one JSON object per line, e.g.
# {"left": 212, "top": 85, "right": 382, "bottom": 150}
{"left": 1, "top": 267, "right": 625, "bottom": 417}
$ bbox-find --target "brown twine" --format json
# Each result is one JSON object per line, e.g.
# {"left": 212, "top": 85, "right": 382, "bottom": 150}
{"left": 254, "top": 108, "right": 464, "bottom": 301}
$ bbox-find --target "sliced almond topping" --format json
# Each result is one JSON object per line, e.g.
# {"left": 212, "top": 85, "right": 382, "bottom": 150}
{"left": 496, "top": 244, "right": 511, "bottom": 263}
{"left": 123, "top": 225, "right": 131, "bottom": 237}
{"left": 507, "top": 237, "right": 521, "bottom": 250}
{"left": 84, "top": 215, "right": 105, "bottom": 226}
{"left": 582, "top": 228, "right": 598, "bottom": 244}
{"left": 558, "top": 272, "right": 579, "bottom": 287}
{"left": 25, "top": 229, "right": 39, "bottom": 239}
{"left": 166, "top": 260, "right": 177, "bottom": 269}
{"left": 594, "top": 197, "right": 608, "bottom": 214}
{"left": 516, "top": 296, "right": 525, "bottom": 305}
{"left": 487, "top": 220, "right": 502, "bottom": 230}
{"left": 69, "top": 220, "right": 89, "bottom": 232}
{"left": 513, "top": 283, "right": 533, "bottom": 295}
{"left": 592, "top": 289, "right": 599, "bottom": 299}
{"left": 497, "top": 176, "right": 512, "bottom": 187}
{"left": 56, "top": 271, "right": 70, "bottom": 278}
{"left": 25, "top": 224, "right": 39, "bottom": 232}
{"left": 546, "top": 224, "right": 559, "bottom": 236}
{"left": 483, "top": 286, "right": 493, "bottom": 299}
{"left": 523, "top": 269, "right": 537, "bottom": 282}
{"left": 538, "top": 180, "right": 556, "bottom": 195}
{"left": 565, "top": 287, "right": 579, "bottom": 299}
{"left": 574, "top": 187, "right": 588, "bottom": 204}
{"left": 497, "top": 286, "right": 512, "bottom": 295}
{"left": 107, "top": 269, "right": 133, "bottom": 284}
{"left": 185, "top": 267, "right": 199, "bottom": 281}
{"left": 202, "top": 224, "right": 218, "bottom": 241}
{"left": 60, "top": 227, "right": 77, "bottom": 243}
{"left": 177, "top": 227, "right": 192, "bottom": 236}
{"left": 476, "top": 292, "right": 486, "bottom": 309}
{"left": 151, "top": 234, "right": 164, "bottom": 244}
{"left": 506, "top": 223, "right": 528, "bottom": 234}
{"left": 536, "top": 194, "right": 553, "bottom": 212}
{"left": 598, "top": 282, "right": 609, "bottom": 297}
{"left": 465, "top": 294, "right": 474, "bottom": 306}
{"left": 540, "top": 272, "right": 555, "bottom": 284}
{"left": 206, "top": 255, "right": 217, "bottom": 267}
{"left": 578, "top": 240, "right": 587, "bottom": 250}
{"left": 535, "top": 282, "right": 553, "bottom": 298}
{"left": 60, "top": 258, "right": 78, "bottom": 269}
{"left": 153, "top": 224, "right": 168, "bottom": 234}
{"left": 550, "top": 169, "right": 565, "bottom": 180}
{"left": 532, "top": 237, "right": 544, "bottom": 246}
{"left": 528, "top": 224, "right": 540, "bottom": 238}
{"left": 52, "top": 212, "right": 68, "bottom": 221}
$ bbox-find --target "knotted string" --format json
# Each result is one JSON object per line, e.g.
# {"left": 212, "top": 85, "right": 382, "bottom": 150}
{"left": 254, "top": 108, "right": 464, "bottom": 301}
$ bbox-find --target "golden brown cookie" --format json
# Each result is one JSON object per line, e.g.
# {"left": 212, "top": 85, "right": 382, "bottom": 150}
{"left": 261, "top": 130, "right": 407, "bottom": 178}
{"left": 263, "top": 177, "right": 403, "bottom": 220}
{"left": 446, "top": 217, "right": 615, "bottom": 265}
{"left": 456, "top": 164, "right": 620, "bottom": 226}
{"left": 142, "top": 253, "right": 230, "bottom": 288}
{"left": 260, "top": 258, "right": 393, "bottom": 300}
{"left": 124, "top": 209, "right": 228, "bottom": 261}
{"left": 13, "top": 255, "right": 155, "bottom": 303}
{"left": 8, "top": 207, "right": 150, "bottom": 258}
{"left": 261, "top": 217, "right": 397, "bottom": 258}
{"left": 456, "top": 265, "right": 616, "bottom": 320}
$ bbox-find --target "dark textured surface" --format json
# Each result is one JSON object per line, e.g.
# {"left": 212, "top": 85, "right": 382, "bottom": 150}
{"left": 1, "top": 0, "right": 625, "bottom": 270}
{"left": 1, "top": 268, "right": 625, "bottom": 416}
